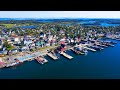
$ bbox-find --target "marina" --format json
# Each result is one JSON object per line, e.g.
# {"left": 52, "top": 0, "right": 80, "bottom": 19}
{"left": 0, "top": 37, "right": 118, "bottom": 69}
{"left": 0, "top": 38, "right": 118, "bottom": 68}
{"left": 0, "top": 38, "right": 119, "bottom": 79}
{"left": 0, "top": 11, "right": 120, "bottom": 79}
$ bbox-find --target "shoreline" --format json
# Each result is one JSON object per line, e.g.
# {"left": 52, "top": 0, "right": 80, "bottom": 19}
{"left": 0, "top": 38, "right": 118, "bottom": 69}
{"left": 0, "top": 45, "right": 58, "bottom": 69}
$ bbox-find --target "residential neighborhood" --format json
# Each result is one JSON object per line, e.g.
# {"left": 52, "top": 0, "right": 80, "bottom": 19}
{"left": 0, "top": 18, "right": 120, "bottom": 68}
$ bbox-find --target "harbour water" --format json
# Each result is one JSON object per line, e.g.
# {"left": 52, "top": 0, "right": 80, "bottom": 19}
{"left": 0, "top": 39, "right": 120, "bottom": 79}
{"left": 100, "top": 23, "right": 119, "bottom": 27}
{"left": 21, "top": 26, "right": 38, "bottom": 29}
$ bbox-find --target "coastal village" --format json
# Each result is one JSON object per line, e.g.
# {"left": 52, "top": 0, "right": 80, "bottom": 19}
{"left": 0, "top": 20, "right": 120, "bottom": 68}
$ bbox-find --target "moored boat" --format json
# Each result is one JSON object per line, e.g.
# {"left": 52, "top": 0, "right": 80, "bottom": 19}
{"left": 90, "top": 46, "right": 102, "bottom": 50}
{"left": 72, "top": 47, "right": 85, "bottom": 55}
{"left": 35, "top": 56, "right": 48, "bottom": 64}
{"left": 115, "top": 38, "right": 120, "bottom": 41}
{"left": 5, "top": 58, "right": 22, "bottom": 68}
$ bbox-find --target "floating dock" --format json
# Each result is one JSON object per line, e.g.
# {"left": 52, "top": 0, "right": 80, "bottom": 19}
{"left": 35, "top": 56, "right": 48, "bottom": 64}
{"left": 84, "top": 47, "right": 96, "bottom": 52}
{"left": 96, "top": 44, "right": 108, "bottom": 47}
{"left": 47, "top": 53, "right": 58, "bottom": 60}
{"left": 60, "top": 52, "right": 73, "bottom": 59}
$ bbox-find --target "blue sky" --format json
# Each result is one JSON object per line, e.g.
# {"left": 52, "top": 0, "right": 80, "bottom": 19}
{"left": 0, "top": 11, "right": 120, "bottom": 18}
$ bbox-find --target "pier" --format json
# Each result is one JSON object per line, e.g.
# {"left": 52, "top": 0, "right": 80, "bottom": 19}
{"left": 3, "top": 51, "right": 48, "bottom": 68}
{"left": 47, "top": 53, "right": 58, "bottom": 60}
{"left": 35, "top": 56, "right": 48, "bottom": 64}
{"left": 96, "top": 44, "right": 108, "bottom": 47}
{"left": 60, "top": 51, "right": 73, "bottom": 59}
{"left": 84, "top": 47, "right": 96, "bottom": 52}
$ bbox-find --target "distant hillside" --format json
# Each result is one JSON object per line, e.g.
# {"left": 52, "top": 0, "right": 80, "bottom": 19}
{"left": 0, "top": 18, "right": 120, "bottom": 25}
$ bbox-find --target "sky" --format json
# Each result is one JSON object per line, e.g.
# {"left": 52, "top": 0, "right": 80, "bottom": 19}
{"left": 0, "top": 11, "right": 120, "bottom": 18}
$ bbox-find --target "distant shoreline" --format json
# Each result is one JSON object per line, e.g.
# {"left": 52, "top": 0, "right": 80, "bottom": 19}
{"left": 1, "top": 18, "right": 120, "bottom": 21}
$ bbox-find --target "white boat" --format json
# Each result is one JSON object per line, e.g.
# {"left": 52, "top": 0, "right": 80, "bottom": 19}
{"left": 5, "top": 59, "right": 22, "bottom": 68}
{"left": 6, "top": 62, "right": 17, "bottom": 67}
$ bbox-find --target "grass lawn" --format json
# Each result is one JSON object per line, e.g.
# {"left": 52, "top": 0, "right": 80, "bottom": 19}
{"left": 1, "top": 24, "right": 16, "bottom": 28}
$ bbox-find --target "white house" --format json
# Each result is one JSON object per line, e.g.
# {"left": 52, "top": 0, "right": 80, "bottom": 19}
{"left": 31, "top": 43, "right": 35, "bottom": 47}
{"left": 11, "top": 49, "right": 18, "bottom": 54}
{"left": 70, "top": 39, "right": 74, "bottom": 43}
{"left": 24, "top": 40, "right": 33, "bottom": 45}
{"left": 40, "top": 32, "right": 46, "bottom": 38}
{"left": 48, "top": 35, "right": 53, "bottom": 41}
{"left": 0, "top": 57, "right": 3, "bottom": 62}
{"left": 45, "top": 43, "right": 50, "bottom": 47}
{"left": 21, "top": 46, "right": 29, "bottom": 51}
{"left": 2, "top": 50, "right": 8, "bottom": 55}
{"left": 60, "top": 38, "right": 66, "bottom": 42}
{"left": 0, "top": 45, "right": 2, "bottom": 49}
{"left": 14, "top": 37, "right": 20, "bottom": 42}
{"left": 25, "top": 35, "right": 32, "bottom": 38}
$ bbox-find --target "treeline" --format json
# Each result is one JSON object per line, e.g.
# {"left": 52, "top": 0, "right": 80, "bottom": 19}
{"left": 0, "top": 20, "right": 39, "bottom": 24}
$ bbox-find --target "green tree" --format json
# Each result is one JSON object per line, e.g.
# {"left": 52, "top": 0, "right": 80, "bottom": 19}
{"left": 20, "top": 31, "right": 24, "bottom": 36}
{"left": 3, "top": 41, "right": 14, "bottom": 51}
{"left": 19, "top": 41, "right": 25, "bottom": 48}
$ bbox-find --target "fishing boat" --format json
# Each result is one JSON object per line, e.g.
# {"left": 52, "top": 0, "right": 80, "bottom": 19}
{"left": 6, "top": 63, "right": 16, "bottom": 67}
{"left": 105, "top": 41, "right": 117, "bottom": 44}
{"left": 35, "top": 56, "right": 48, "bottom": 64}
{"left": 76, "top": 46, "right": 85, "bottom": 54}
{"left": 72, "top": 47, "right": 85, "bottom": 55}
{"left": 6, "top": 62, "right": 19, "bottom": 67}
{"left": 96, "top": 45, "right": 104, "bottom": 50}
{"left": 100, "top": 42, "right": 109, "bottom": 46}
{"left": 5, "top": 59, "right": 22, "bottom": 68}
{"left": 109, "top": 44, "right": 115, "bottom": 47}
{"left": 110, "top": 41, "right": 117, "bottom": 44}
{"left": 103, "top": 42, "right": 114, "bottom": 47}
{"left": 115, "top": 38, "right": 120, "bottom": 41}
{"left": 96, "top": 44, "right": 107, "bottom": 48}
{"left": 94, "top": 43, "right": 105, "bottom": 48}
{"left": 83, "top": 49, "right": 88, "bottom": 53}
{"left": 90, "top": 46, "right": 103, "bottom": 50}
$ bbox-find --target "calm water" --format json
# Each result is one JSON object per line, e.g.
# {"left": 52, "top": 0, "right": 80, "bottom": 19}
{"left": 0, "top": 39, "right": 120, "bottom": 79}
{"left": 21, "top": 26, "right": 38, "bottom": 29}
{"left": 80, "top": 21, "right": 120, "bottom": 27}
{"left": 100, "top": 23, "right": 120, "bottom": 27}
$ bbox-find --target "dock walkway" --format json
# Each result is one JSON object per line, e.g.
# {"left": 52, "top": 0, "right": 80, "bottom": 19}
{"left": 84, "top": 47, "right": 96, "bottom": 52}
{"left": 47, "top": 53, "right": 58, "bottom": 60}
{"left": 60, "top": 52, "right": 73, "bottom": 59}
{"left": 96, "top": 44, "right": 108, "bottom": 47}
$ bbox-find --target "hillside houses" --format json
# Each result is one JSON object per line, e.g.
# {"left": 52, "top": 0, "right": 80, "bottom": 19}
{"left": 0, "top": 21, "right": 120, "bottom": 58}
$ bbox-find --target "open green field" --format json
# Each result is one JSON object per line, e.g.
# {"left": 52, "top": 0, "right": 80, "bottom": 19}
{"left": 1, "top": 24, "right": 16, "bottom": 28}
